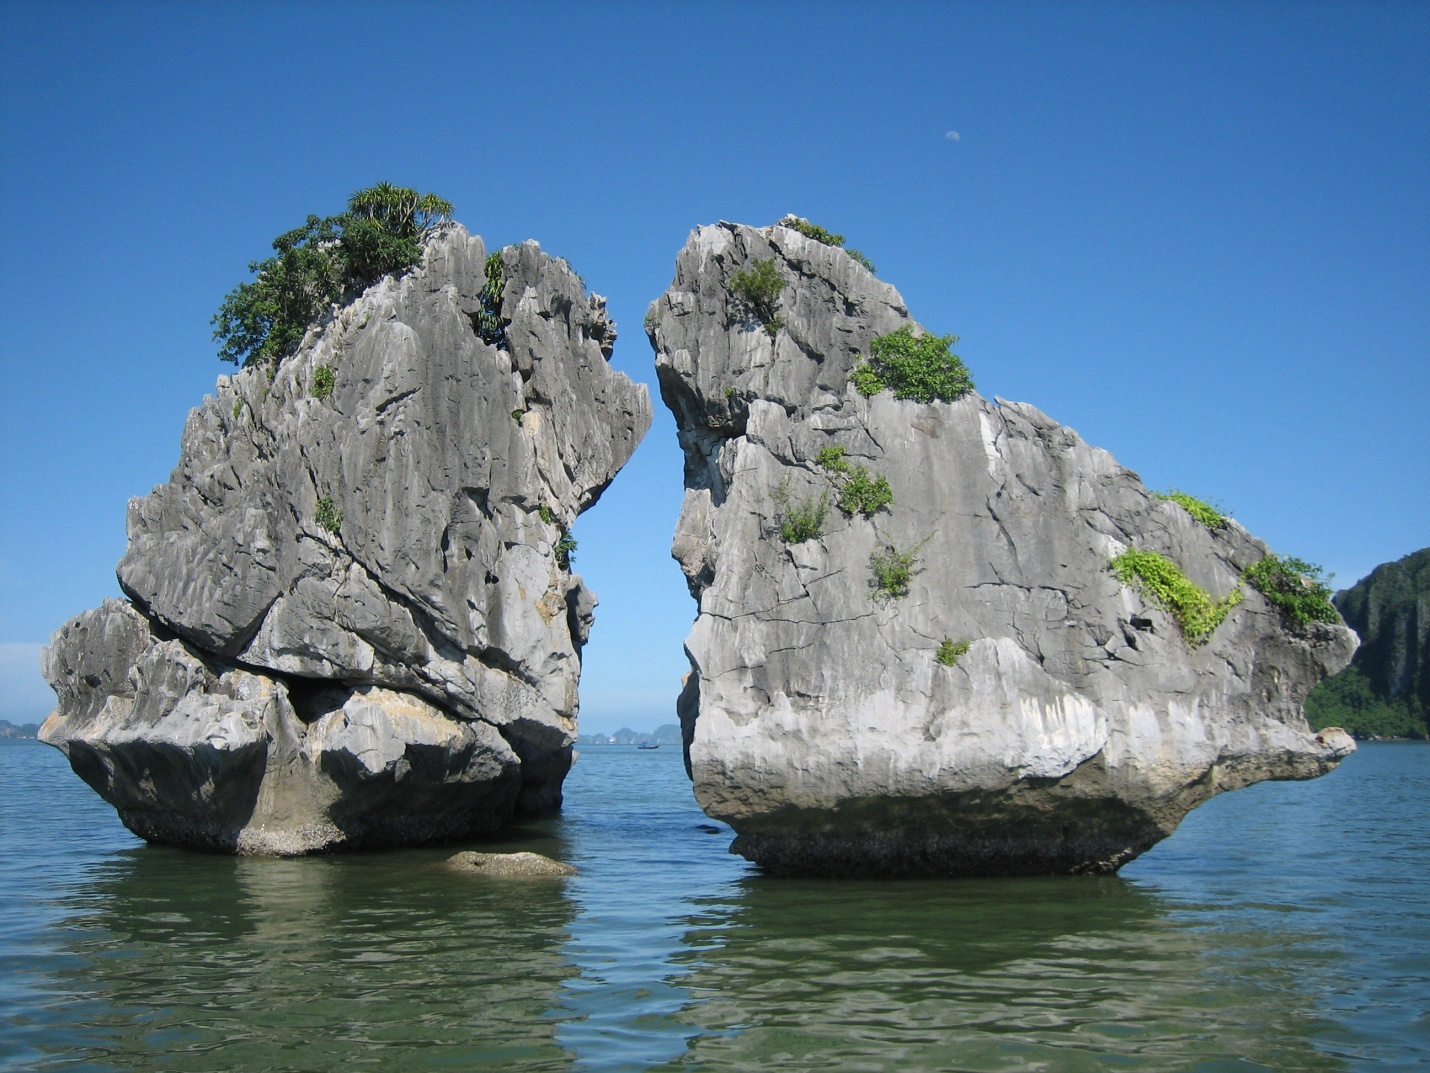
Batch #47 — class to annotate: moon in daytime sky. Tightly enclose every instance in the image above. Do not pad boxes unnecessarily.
[945,130,961,141]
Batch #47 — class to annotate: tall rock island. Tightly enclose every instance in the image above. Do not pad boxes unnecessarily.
[1308,546,1430,739]
[651,218,1355,877]
[42,224,651,853]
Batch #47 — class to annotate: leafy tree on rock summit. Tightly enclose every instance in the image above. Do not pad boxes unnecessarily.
[212,183,452,367]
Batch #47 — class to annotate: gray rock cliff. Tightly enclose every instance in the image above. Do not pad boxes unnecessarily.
[651,219,1355,877]
[42,225,651,853]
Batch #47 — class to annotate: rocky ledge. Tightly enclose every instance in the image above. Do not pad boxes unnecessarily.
[650,219,1355,877]
[42,225,651,854]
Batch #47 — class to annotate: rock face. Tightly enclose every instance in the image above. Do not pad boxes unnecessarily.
[651,219,1356,877]
[1308,546,1430,738]
[446,850,577,877]
[42,225,651,854]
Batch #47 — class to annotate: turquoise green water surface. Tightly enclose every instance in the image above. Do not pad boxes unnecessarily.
[2,739,1425,1071]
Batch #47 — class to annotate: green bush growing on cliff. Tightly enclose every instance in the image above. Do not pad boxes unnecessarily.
[729,258,786,336]
[310,365,336,401]
[556,531,578,570]
[1111,548,1242,644]
[212,183,452,367]
[816,445,850,474]
[851,325,973,404]
[836,466,894,518]
[474,250,509,347]
[772,478,828,544]
[315,496,343,535]
[937,638,971,666]
[816,445,893,517]
[1155,490,1226,529]
[870,537,930,599]
[779,215,877,273]
[1243,554,1338,627]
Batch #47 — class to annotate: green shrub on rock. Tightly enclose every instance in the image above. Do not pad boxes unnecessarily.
[315,496,343,535]
[556,531,578,569]
[1111,548,1242,644]
[779,215,876,272]
[936,638,971,666]
[1155,490,1226,529]
[816,445,850,474]
[473,251,510,347]
[836,466,893,518]
[212,183,452,368]
[772,479,828,544]
[870,538,929,599]
[729,259,786,336]
[310,365,336,400]
[851,325,973,404]
[1243,554,1338,627]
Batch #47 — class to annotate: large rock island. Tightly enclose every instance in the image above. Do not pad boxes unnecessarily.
[650,218,1355,877]
[42,224,651,853]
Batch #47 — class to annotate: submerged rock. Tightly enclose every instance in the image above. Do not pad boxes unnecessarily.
[42,225,650,854]
[650,219,1356,877]
[446,850,577,877]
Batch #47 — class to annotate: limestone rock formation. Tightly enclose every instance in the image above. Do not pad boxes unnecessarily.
[650,219,1356,877]
[42,225,651,853]
[1308,546,1430,737]
[446,850,577,877]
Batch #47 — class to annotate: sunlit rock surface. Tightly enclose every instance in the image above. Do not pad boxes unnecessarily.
[42,225,651,853]
[651,219,1355,877]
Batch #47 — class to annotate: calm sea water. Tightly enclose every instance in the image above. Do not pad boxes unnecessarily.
[1,738,1425,1072]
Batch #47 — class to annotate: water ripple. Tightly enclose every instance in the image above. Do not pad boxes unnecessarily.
[1,740,1426,1071]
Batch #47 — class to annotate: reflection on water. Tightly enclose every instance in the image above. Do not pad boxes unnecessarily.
[659,876,1343,1072]
[35,846,579,1071]
[3,741,1427,1071]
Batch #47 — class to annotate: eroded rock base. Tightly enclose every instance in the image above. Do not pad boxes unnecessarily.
[42,599,543,855]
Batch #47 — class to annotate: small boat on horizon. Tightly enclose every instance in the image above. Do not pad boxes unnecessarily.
[637,742,660,750]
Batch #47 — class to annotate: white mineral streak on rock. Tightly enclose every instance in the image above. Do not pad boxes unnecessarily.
[41,226,651,854]
[652,220,1356,876]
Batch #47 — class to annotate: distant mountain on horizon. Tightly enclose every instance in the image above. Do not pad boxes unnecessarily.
[580,724,682,746]
[0,720,41,740]
[1307,546,1429,739]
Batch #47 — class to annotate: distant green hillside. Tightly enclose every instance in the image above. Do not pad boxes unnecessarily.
[1306,547,1429,739]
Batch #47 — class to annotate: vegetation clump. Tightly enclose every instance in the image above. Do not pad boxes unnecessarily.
[870,537,929,599]
[836,466,893,518]
[1306,665,1426,740]
[936,638,972,666]
[778,215,876,272]
[474,250,509,347]
[772,478,828,544]
[816,445,893,517]
[1111,548,1242,644]
[729,258,786,337]
[556,531,578,570]
[213,183,452,367]
[1155,490,1226,529]
[315,496,343,535]
[1243,554,1339,628]
[310,365,336,401]
[851,325,973,403]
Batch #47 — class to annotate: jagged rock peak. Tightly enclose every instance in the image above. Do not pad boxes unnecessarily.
[651,218,1355,878]
[42,224,652,854]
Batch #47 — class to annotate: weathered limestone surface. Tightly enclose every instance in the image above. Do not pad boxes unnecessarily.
[651,220,1356,877]
[42,225,651,853]
[446,850,578,877]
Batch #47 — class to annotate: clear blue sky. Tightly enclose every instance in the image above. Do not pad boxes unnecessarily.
[2,1,1426,730]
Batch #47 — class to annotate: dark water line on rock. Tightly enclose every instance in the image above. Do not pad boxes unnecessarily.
[2,741,1426,1071]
